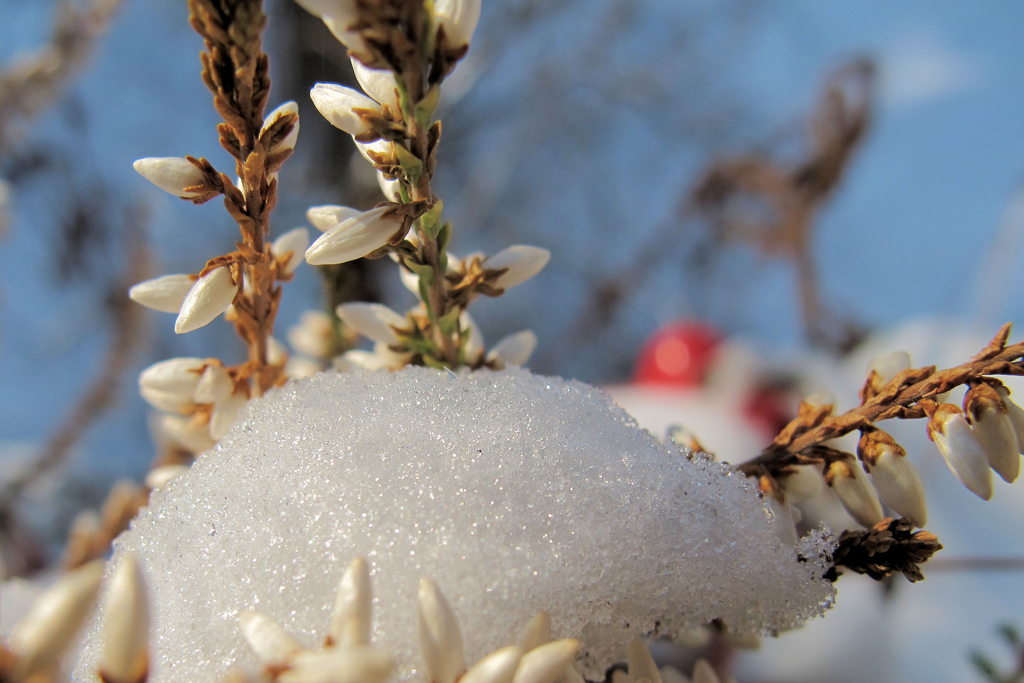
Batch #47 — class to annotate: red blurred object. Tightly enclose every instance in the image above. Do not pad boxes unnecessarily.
[742,380,797,439]
[633,320,722,386]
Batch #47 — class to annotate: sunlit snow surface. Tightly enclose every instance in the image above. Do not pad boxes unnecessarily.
[73,368,834,682]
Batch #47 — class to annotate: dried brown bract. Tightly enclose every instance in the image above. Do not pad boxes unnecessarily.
[61,481,150,571]
[826,518,942,583]
[743,322,1024,580]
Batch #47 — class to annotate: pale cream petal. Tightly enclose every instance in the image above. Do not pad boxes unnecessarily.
[417,578,466,683]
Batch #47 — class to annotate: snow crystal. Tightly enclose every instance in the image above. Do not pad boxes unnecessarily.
[72,368,834,682]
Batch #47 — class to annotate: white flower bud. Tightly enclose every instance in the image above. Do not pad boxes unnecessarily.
[145,464,189,490]
[802,391,835,409]
[285,356,323,379]
[99,554,150,683]
[305,206,402,265]
[239,611,302,667]
[268,335,288,366]
[486,330,537,368]
[281,646,394,683]
[209,391,249,441]
[995,384,1024,452]
[351,57,399,110]
[322,12,366,53]
[128,273,194,313]
[691,660,721,683]
[9,561,104,680]
[864,444,927,528]
[825,459,884,528]
[928,404,993,500]
[331,557,372,648]
[484,246,550,289]
[311,83,381,137]
[627,640,662,683]
[262,101,300,154]
[460,311,484,361]
[418,579,466,683]
[434,0,482,47]
[867,351,912,385]
[292,0,355,20]
[777,464,823,504]
[272,227,311,275]
[139,357,207,413]
[159,414,216,454]
[175,266,237,334]
[399,266,421,296]
[377,172,401,202]
[511,640,580,683]
[289,311,335,359]
[132,157,207,198]
[193,363,232,405]
[460,646,523,683]
[965,385,1021,483]
[308,204,363,232]
[373,342,413,370]
[336,302,407,346]
[516,611,551,652]
[355,138,395,165]
[333,349,389,372]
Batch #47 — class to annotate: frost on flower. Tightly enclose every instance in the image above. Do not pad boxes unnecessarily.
[73,368,835,683]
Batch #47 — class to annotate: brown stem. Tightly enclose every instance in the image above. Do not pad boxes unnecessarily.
[791,209,826,347]
[189,0,286,395]
[740,324,1024,476]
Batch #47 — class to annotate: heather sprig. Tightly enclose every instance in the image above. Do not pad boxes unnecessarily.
[129,0,305,456]
[294,0,548,370]
[739,322,1024,581]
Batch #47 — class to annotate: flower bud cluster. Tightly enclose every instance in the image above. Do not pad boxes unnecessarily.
[758,341,1024,549]
[233,555,586,683]
[139,357,262,455]
[0,554,150,683]
[129,1,305,421]
[926,381,1024,500]
[293,0,545,370]
[288,299,538,373]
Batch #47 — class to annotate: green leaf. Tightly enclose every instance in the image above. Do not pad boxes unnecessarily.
[406,261,434,282]
[400,334,437,357]
[422,0,436,60]
[419,200,444,240]
[437,308,461,337]
[422,354,448,370]
[395,145,423,186]
[415,85,441,130]
[396,79,413,122]
[437,222,452,271]
[418,278,434,320]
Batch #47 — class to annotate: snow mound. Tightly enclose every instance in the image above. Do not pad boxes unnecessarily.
[73,368,834,682]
